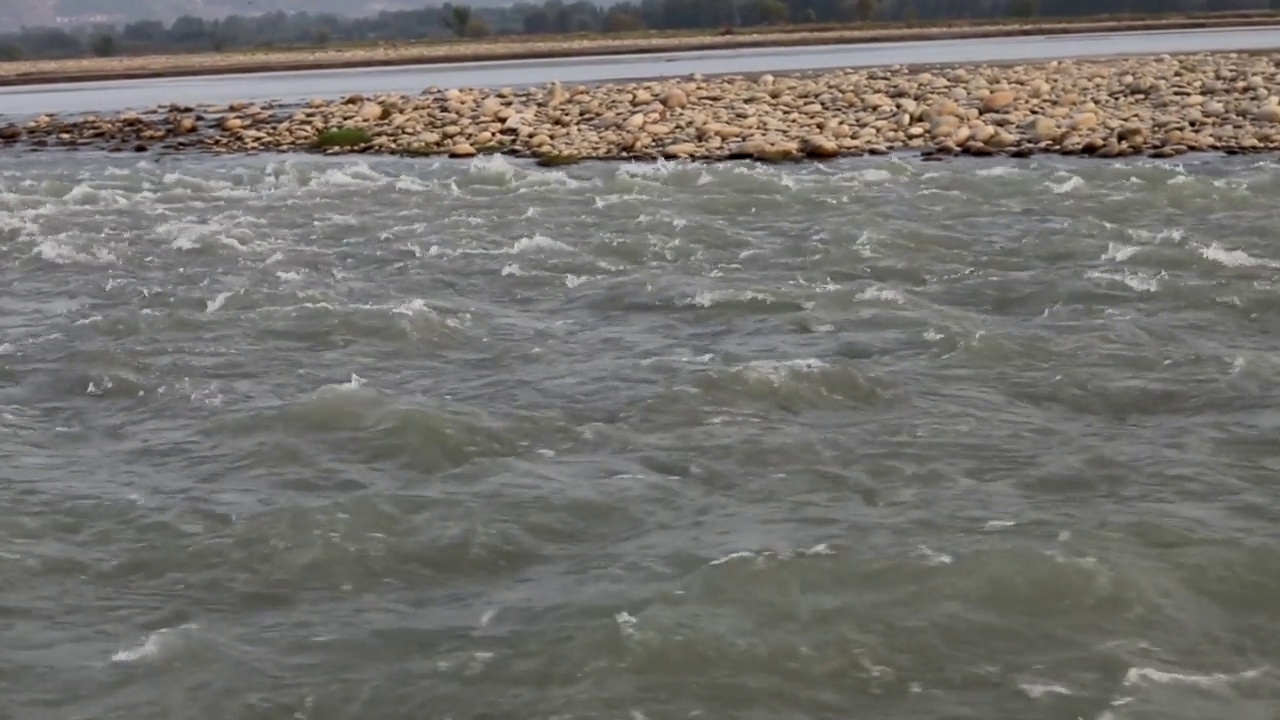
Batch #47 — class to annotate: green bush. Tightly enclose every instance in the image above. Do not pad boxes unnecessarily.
[314,127,373,148]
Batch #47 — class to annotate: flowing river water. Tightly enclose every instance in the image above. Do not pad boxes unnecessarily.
[1,151,1278,720]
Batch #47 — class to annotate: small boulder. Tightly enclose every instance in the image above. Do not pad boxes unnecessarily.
[980,90,1016,114]
[802,136,841,158]
[985,131,1018,150]
[448,143,477,158]
[1067,112,1098,131]
[1021,116,1059,143]
[1254,105,1280,123]
[661,87,688,109]
[1115,124,1147,145]
[662,142,699,158]
[479,97,504,118]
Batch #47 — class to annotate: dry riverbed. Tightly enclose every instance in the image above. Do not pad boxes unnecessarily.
[4,52,1280,163]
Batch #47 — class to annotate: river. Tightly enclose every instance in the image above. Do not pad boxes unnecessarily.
[3,25,1280,116]
[1,151,1278,719]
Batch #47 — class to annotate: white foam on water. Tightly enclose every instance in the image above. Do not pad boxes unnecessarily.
[510,234,573,254]
[707,541,838,567]
[356,298,471,329]
[983,520,1017,531]
[465,153,516,179]
[111,623,198,664]
[686,289,778,308]
[708,550,758,566]
[974,165,1022,178]
[206,290,239,313]
[393,175,432,192]
[311,162,388,189]
[1102,242,1142,262]
[638,353,715,367]
[850,168,894,183]
[63,183,135,207]
[802,542,836,556]
[31,238,118,265]
[1049,175,1086,194]
[914,545,953,566]
[1085,270,1160,293]
[1019,681,1073,699]
[1123,665,1266,689]
[736,358,829,385]
[389,299,436,317]
[1197,243,1280,269]
[614,611,639,638]
[855,286,907,304]
[426,233,572,258]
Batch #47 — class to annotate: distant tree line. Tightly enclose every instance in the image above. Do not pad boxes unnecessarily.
[0,0,1277,62]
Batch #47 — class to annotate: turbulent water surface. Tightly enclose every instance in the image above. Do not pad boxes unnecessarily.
[2,151,1279,720]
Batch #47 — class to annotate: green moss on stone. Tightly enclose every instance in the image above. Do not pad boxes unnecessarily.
[314,127,372,148]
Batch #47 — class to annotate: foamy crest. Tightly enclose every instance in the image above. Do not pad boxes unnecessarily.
[111,623,199,664]
[1019,681,1074,699]
[913,545,953,566]
[855,286,907,304]
[206,290,239,313]
[427,233,572,258]
[1049,175,1087,194]
[1085,270,1160,293]
[31,238,117,265]
[735,358,829,385]
[707,542,838,567]
[510,234,573,254]
[687,289,779,308]
[1102,243,1142,262]
[1197,243,1280,269]
[1122,665,1267,689]
[974,165,1023,178]
[614,611,639,638]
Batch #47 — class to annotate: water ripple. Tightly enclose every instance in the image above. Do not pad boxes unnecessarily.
[1,151,1279,719]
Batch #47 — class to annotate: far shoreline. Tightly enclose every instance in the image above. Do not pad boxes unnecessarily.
[2,13,1280,89]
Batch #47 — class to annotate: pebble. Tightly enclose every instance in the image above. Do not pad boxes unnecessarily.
[6,52,1280,162]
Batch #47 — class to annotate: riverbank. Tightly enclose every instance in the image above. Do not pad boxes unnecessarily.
[3,52,1279,163]
[2,13,1280,88]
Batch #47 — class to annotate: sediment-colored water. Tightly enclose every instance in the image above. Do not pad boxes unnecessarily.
[2,152,1277,719]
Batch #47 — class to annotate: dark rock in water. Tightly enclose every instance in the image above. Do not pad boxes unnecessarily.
[133,143,149,153]
[535,154,582,168]
[0,124,21,141]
